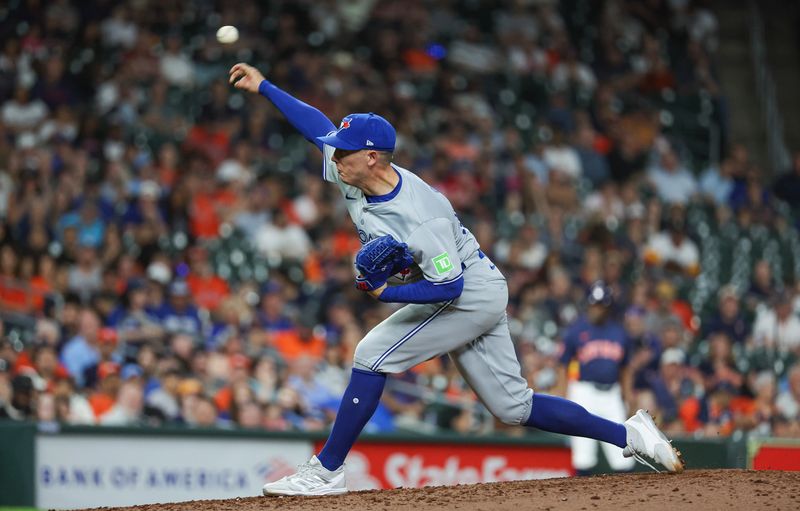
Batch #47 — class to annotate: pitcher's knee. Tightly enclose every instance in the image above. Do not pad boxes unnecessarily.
[353,358,372,372]
[494,408,524,426]
[353,339,376,371]
[490,391,533,426]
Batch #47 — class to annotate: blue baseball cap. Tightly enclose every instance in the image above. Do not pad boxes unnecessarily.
[121,364,144,381]
[169,280,190,296]
[316,113,396,152]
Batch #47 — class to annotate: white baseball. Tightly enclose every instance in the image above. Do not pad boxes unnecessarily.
[216,25,239,44]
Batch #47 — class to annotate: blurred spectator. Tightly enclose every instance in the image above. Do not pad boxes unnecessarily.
[494,223,548,272]
[155,280,204,339]
[207,296,252,351]
[700,381,737,436]
[551,49,597,99]
[0,374,36,420]
[274,386,324,432]
[254,209,312,263]
[272,320,326,363]
[643,213,700,277]
[700,157,735,206]
[146,368,182,421]
[251,355,280,404]
[574,122,610,187]
[100,378,145,425]
[699,332,744,391]
[113,279,165,360]
[69,246,103,298]
[169,333,198,374]
[236,401,264,429]
[584,181,624,227]
[745,259,775,311]
[647,145,698,205]
[51,375,95,424]
[286,355,337,418]
[36,392,57,423]
[645,283,688,335]
[702,285,748,344]
[159,34,195,88]
[317,340,349,392]
[82,327,122,389]
[2,86,49,134]
[257,284,294,332]
[624,306,661,389]
[32,343,67,389]
[776,364,800,423]
[542,267,579,328]
[772,152,800,206]
[234,186,271,240]
[101,6,138,49]
[187,394,221,428]
[543,128,583,182]
[186,247,230,311]
[752,291,800,354]
[58,201,105,249]
[648,348,700,428]
[214,353,252,417]
[742,371,778,435]
[61,308,103,388]
[88,361,121,419]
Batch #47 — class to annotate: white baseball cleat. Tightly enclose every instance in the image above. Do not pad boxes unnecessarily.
[623,409,685,473]
[262,455,347,496]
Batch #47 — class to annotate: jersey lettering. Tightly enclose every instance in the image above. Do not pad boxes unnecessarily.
[357,229,371,243]
[576,340,625,364]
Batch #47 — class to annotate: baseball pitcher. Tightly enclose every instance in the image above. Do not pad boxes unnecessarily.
[229,62,684,496]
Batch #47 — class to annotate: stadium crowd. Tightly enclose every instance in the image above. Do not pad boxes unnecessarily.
[1,0,799,440]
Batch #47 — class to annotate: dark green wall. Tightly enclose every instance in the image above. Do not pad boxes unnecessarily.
[0,422,36,507]
[590,436,747,474]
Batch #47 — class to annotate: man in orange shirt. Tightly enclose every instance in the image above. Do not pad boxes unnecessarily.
[186,247,230,311]
[89,361,121,420]
[214,353,252,415]
[272,321,326,362]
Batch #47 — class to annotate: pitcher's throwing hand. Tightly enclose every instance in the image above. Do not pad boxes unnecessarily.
[229,63,264,93]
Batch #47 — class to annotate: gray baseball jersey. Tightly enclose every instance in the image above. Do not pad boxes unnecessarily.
[322,143,534,426]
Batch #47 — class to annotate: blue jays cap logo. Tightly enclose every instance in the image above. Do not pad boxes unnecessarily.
[317,113,396,151]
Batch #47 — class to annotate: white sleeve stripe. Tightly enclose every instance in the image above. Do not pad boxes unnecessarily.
[432,272,463,285]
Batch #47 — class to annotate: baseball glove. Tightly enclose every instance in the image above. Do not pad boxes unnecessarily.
[354,235,414,291]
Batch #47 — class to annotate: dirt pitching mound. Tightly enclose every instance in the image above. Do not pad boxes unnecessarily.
[76,469,799,511]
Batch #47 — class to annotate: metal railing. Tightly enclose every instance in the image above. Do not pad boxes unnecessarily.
[750,0,791,175]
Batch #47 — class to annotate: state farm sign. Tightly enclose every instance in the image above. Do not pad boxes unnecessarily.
[314,440,572,490]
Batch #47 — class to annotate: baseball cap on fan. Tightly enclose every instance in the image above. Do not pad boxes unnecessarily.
[316,113,396,152]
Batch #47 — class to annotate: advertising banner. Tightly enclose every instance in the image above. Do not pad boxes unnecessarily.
[35,434,312,509]
[314,440,573,490]
[749,438,800,471]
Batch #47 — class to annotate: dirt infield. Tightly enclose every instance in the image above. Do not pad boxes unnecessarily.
[76,469,799,511]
